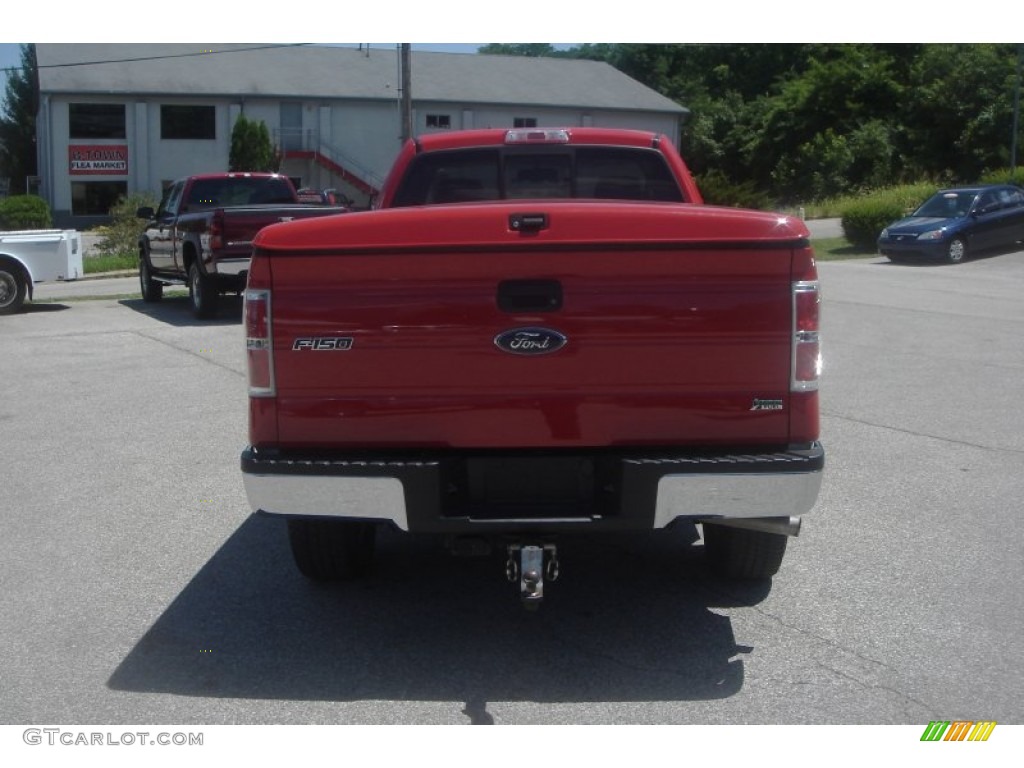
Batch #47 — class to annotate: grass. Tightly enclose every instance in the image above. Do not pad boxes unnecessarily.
[58,290,188,303]
[782,182,938,221]
[812,237,878,261]
[84,252,137,274]
[783,198,850,220]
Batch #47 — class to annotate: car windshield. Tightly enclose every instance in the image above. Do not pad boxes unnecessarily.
[914,191,976,219]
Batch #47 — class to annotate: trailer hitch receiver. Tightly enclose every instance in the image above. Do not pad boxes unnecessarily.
[506,543,560,609]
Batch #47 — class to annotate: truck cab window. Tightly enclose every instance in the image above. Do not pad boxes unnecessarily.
[576,148,683,202]
[392,149,501,207]
[158,182,184,218]
[505,154,572,199]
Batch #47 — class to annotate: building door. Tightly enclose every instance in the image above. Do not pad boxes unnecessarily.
[280,103,303,152]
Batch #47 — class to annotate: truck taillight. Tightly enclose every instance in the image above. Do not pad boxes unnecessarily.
[245,288,275,397]
[210,209,224,251]
[792,280,821,392]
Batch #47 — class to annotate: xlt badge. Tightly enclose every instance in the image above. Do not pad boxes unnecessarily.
[494,327,567,356]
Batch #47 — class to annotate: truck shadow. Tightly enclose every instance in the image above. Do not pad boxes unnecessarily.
[118,295,243,327]
[108,516,771,713]
[22,302,71,313]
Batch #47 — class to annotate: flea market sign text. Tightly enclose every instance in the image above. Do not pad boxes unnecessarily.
[69,145,128,175]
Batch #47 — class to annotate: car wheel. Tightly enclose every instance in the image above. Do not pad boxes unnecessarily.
[0,260,28,315]
[702,523,788,580]
[139,253,163,302]
[287,519,377,581]
[188,261,219,318]
[945,236,966,264]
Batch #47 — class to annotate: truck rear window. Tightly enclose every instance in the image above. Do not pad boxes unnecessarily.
[186,177,296,209]
[391,147,685,207]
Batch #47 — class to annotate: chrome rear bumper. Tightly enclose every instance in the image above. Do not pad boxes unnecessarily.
[242,444,824,535]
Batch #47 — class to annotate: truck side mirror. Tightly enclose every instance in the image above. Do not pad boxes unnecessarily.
[136,206,155,219]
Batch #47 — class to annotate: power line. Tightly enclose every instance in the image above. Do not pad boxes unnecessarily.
[2,43,313,77]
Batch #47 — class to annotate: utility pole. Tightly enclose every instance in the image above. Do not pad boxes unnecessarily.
[400,44,412,144]
[1011,43,1022,179]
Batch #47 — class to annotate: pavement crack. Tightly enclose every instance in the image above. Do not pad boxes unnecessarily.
[699,575,939,716]
[821,410,1024,456]
[135,331,244,379]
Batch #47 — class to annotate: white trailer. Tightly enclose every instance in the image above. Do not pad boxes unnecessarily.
[0,230,83,314]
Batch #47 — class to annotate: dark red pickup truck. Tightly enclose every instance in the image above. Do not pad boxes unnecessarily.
[241,128,824,606]
[136,173,345,318]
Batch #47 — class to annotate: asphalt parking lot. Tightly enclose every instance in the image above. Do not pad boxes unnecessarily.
[2,249,1023,729]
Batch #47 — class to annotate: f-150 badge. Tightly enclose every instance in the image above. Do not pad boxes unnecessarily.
[494,328,567,356]
[750,398,784,411]
[292,337,354,351]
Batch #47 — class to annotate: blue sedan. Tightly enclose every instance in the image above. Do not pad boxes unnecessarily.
[877,184,1024,264]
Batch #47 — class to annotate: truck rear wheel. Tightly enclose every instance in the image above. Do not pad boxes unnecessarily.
[287,519,376,581]
[702,523,788,580]
[0,260,28,315]
[188,262,219,319]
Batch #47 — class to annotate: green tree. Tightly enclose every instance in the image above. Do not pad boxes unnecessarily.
[901,44,1020,182]
[478,44,559,57]
[478,43,1023,202]
[744,45,907,200]
[229,114,277,172]
[0,44,38,195]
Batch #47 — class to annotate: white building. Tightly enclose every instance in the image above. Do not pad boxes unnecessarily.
[35,44,688,228]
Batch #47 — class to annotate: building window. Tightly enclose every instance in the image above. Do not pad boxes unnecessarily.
[71,181,127,216]
[69,104,126,139]
[161,105,216,139]
[426,114,451,129]
[513,117,538,128]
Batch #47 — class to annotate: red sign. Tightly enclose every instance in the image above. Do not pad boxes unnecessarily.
[69,145,128,175]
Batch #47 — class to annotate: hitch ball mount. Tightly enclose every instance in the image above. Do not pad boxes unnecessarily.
[506,543,560,608]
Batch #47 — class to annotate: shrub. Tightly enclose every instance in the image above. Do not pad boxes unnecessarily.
[696,169,773,210]
[979,167,1024,186]
[0,195,52,230]
[839,183,937,249]
[841,198,906,249]
[95,192,159,257]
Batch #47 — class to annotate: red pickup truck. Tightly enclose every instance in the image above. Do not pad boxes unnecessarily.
[241,128,823,606]
[136,173,345,318]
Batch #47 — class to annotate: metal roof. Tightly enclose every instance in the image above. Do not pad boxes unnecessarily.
[35,43,687,115]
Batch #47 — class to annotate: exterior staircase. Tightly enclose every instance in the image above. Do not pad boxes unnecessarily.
[275,129,384,208]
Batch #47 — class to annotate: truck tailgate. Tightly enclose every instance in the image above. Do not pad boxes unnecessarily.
[218,206,347,257]
[253,202,809,449]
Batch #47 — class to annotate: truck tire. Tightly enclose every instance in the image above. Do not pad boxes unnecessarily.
[287,519,377,581]
[188,261,219,319]
[702,523,788,580]
[0,260,28,315]
[139,253,163,302]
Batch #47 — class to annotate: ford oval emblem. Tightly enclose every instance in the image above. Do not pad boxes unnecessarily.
[494,327,567,356]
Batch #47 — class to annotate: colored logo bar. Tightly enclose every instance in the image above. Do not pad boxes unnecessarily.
[921,721,997,742]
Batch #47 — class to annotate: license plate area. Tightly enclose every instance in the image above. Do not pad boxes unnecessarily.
[441,455,611,520]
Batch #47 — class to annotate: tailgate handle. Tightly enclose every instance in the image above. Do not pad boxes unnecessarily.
[509,213,549,233]
[498,279,563,313]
